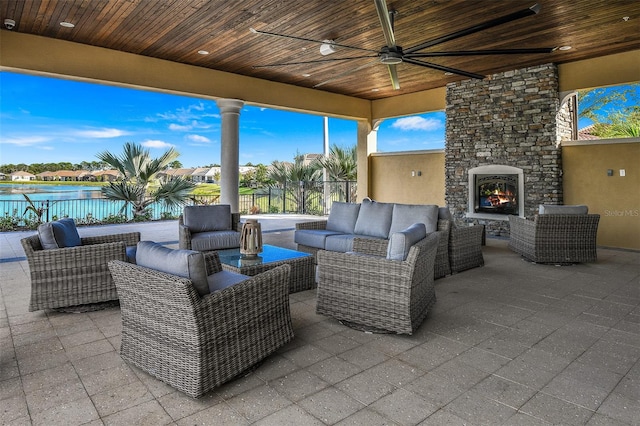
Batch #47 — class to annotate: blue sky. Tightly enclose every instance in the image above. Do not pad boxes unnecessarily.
[0,72,445,167]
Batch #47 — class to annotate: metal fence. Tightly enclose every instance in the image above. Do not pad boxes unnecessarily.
[0,181,356,228]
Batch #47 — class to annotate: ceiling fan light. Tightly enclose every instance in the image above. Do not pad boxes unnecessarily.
[320,40,337,56]
[59,21,75,28]
[558,45,572,50]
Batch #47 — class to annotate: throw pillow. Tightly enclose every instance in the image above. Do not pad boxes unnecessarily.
[386,223,427,261]
[135,241,209,296]
[354,201,394,238]
[183,205,232,233]
[326,202,361,234]
[38,218,82,249]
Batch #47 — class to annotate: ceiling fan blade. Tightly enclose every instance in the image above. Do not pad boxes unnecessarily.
[387,64,400,90]
[405,47,556,58]
[314,59,380,88]
[253,55,378,69]
[405,4,542,54]
[374,0,396,48]
[403,57,485,80]
[250,28,377,53]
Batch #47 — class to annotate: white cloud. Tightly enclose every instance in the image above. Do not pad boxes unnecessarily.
[169,123,191,131]
[2,135,50,146]
[391,116,443,131]
[141,139,173,149]
[74,128,130,138]
[187,134,211,143]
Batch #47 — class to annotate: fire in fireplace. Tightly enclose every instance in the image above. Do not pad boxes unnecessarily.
[474,174,518,215]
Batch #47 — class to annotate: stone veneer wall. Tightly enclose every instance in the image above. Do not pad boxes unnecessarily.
[445,63,570,236]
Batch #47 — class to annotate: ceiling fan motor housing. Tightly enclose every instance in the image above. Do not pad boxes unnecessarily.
[379,45,404,64]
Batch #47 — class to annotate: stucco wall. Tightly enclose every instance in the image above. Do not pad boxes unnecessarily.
[369,151,445,205]
[562,140,640,250]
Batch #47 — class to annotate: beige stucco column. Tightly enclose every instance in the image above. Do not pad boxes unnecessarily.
[216,98,245,213]
[356,119,382,201]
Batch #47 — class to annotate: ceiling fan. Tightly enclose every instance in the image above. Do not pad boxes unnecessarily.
[250,1,556,90]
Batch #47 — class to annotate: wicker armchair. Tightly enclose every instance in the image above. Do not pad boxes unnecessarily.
[449,225,485,273]
[178,205,241,251]
[21,232,141,311]
[508,214,600,263]
[108,254,294,398]
[316,232,440,335]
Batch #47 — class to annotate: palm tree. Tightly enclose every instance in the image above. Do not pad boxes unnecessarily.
[268,153,322,213]
[318,144,357,201]
[97,142,195,220]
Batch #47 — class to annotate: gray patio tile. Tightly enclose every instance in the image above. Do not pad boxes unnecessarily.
[271,369,329,402]
[64,338,115,362]
[336,369,396,405]
[559,360,624,392]
[542,375,612,410]
[444,389,517,425]
[367,358,425,388]
[586,413,632,426]
[370,388,439,426]
[17,347,69,376]
[419,408,477,425]
[59,328,107,349]
[494,347,572,390]
[295,322,338,343]
[102,399,173,426]
[313,333,361,355]
[455,346,511,373]
[82,364,140,396]
[596,391,640,425]
[363,333,421,356]
[337,408,400,425]
[215,373,265,400]
[226,384,292,422]
[11,328,59,348]
[403,373,465,406]
[25,377,88,414]
[90,380,154,417]
[157,389,222,421]
[254,404,324,425]
[175,401,248,426]
[429,359,489,391]
[299,387,365,424]
[72,351,127,377]
[9,318,52,336]
[0,377,23,401]
[30,396,100,426]
[306,356,363,385]
[578,340,640,375]
[397,336,468,371]
[533,328,600,358]
[282,343,333,368]
[337,344,390,370]
[612,375,639,400]
[0,394,29,424]
[254,353,299,382]
[520,392,594,426]
[471,375,537,409]
[502,412,553,426]
[13,336,63,359]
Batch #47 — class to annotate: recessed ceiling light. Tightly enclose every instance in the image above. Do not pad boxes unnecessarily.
[197,50,209,55]
[622,16,630,22]
[444,72,454,76]
[302,73,311,77]
[371,88,380,92]
[558,45,572,51]
[59,21,75,28]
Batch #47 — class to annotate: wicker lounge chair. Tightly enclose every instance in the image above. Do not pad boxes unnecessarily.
[508,213,600,263]
[316,232,440,335]
[108,252,294,398]
[21,231,140,311]
[178,204,241,251]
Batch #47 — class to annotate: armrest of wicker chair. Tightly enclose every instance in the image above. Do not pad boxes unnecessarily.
[108,260,293,398]
[449,225,485,273]
[178,215,192,249]
[295,220,328,231]
[81,231,141,246]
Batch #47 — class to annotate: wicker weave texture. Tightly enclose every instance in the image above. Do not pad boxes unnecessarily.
[21,232,140,311]
[220,255,315,293]
[316,232,439,335]
[178,212,241,250]
[508,214,600,263]
[449,225,485,273]
[108,259,293,398]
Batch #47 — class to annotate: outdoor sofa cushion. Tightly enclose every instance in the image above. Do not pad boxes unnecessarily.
[294,229,343,249]
[353,200,394,238]
[183,204,232,232]
[387,223,427,261]
[389,204,439,234]
[136,241,209,296]
[37,218,82,249]
[538,204,589,215]
[326,202,360,234]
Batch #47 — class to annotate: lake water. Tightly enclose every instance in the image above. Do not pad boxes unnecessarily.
[0,183,103,201]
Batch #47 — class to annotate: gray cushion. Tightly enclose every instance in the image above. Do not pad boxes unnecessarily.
[387,223,427,261]
[326,202,361,234]
[37,218,81,249]
[325,234,357,253]
[354,201,394,238]
[539,205,588,215]
[294,229,342,249]
[135,241,209,296]
[207,270,249,293]
[190,230,240,251]
[389,204,439,234]
[183,205,232,233]
[125,246,137,264]
[438,206,454,221]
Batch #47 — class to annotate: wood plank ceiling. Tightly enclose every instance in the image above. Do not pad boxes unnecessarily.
[1,0,639,100]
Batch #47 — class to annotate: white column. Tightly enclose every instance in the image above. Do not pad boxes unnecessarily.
[216,99,244,213]
[356,119,381,201]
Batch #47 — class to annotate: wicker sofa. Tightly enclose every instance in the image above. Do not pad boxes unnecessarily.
[509,204,600,264]
[295,200,484,278]
[21,230,140,311]
[108,246,294,398]
[316,230,440,334]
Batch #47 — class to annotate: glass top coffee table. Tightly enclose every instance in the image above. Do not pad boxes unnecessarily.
[216,244,315,293]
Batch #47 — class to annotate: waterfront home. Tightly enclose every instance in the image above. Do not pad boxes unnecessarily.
[10,171,36,181]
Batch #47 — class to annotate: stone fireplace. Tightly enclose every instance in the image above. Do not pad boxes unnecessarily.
[445,63,573,236]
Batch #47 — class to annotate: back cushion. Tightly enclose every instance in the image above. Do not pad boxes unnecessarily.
[389,204,439,234]
[183,205,232,232]
[354,201,394,238]
[539,205,588,215]
[135,241,209,296]
[386,223,427,261]
[38,218,82,249]
[326,202,360,234]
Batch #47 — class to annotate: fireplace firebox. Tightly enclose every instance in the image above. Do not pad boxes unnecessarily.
[467,165,525,220]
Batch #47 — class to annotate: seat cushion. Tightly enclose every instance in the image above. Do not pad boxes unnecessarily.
[326,202,360,234]
[135,241,209,296]
[183,205,232,232]
[387,223,427,261]
[354,201,394,238]
[37,218,82,249]
[190,230,241,251]
[207,270,249,293]
[325,234,357,253]
[539,204,589,215]
[294,229,343,249]
[389,204,439,234]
